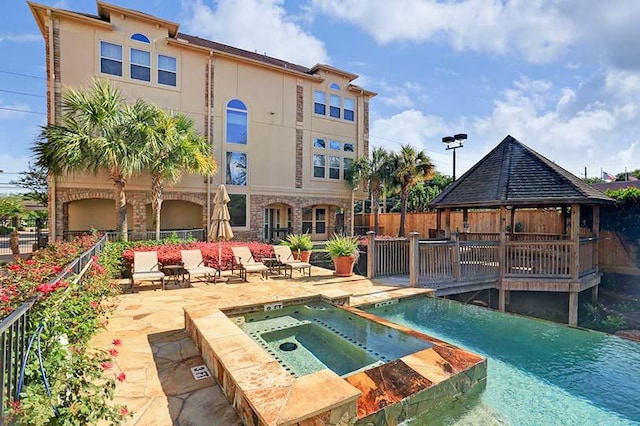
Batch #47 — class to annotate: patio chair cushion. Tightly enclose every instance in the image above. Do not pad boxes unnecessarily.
[131,251,165,290]
[180,249,218,282]
[273,245,312,277]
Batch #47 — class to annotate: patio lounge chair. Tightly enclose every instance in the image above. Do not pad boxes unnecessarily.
[131,251,165,291]
[230,246,269,282]
[273,245,312,277]
[180,249,218,283]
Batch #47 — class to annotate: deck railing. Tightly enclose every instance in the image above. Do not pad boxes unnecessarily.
[417,240,455,283]
[504,240,573,277]
[367,232,598,287]
[579,237,598,276]
[373,238,410,276]
[0,234,108,425]
[459,240,500,279]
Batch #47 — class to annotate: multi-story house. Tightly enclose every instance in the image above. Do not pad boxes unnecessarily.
[29,1,375,241]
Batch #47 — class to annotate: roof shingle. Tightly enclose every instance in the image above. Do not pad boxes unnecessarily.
[430,135,614,208]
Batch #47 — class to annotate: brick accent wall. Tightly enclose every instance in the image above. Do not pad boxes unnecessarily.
[52,20,62,124]
[296,85,303,123]
[295,129,303,188]
[363,99,370,156]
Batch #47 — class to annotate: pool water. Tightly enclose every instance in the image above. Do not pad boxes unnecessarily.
[368,297,640,425]
[237,302,432,378]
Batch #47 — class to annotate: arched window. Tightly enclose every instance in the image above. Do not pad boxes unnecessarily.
[329,83,340,90]
[226,99,247,144]
[131,33,151,43]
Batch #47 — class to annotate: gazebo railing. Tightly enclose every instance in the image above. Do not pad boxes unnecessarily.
[504,240,573,277]
[579,237,598,276]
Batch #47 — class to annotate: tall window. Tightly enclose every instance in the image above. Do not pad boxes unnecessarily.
[226,99,248,144]
[329,156,340,179]
[314,91,326,115]
[226,152,247,186]
[228,194,247,227]
[344,98,355,121]
[130,48,150,82]
[158,54,177,86]
[100,41,122,76]
[313,154,326,178]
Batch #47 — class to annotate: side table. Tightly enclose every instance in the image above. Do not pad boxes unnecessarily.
[162,264,187,287]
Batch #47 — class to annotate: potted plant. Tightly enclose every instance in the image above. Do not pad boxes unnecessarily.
[324,234,359,277]
[283,233,313,263]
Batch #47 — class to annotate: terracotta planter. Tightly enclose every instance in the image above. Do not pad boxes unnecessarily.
[332,255,355,277]
[292,250,312,263]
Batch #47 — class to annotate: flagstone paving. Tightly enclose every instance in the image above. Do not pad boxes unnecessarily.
[92,267,430,426]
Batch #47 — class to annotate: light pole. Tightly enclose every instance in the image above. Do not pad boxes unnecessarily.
[442,133,467,181]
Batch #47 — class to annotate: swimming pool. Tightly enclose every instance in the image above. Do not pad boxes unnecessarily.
[237,302,433,377]
[368,297,640,425]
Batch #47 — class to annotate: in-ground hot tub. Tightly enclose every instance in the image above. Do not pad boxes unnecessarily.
[236,302,432,378]
[185,295,486,425]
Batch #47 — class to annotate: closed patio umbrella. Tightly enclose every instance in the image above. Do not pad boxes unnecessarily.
[209,184,234,280]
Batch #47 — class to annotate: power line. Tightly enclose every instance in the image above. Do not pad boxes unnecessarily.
[0,106,46,115]
[0,70,46,80]
[0,88,46,98]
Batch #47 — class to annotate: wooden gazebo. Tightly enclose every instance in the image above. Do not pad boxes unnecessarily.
[429,135,614,325]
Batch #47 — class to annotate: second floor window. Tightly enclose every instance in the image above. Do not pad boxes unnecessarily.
[344,98,355,121]
[100,41,122,77]
[330,94,341,118]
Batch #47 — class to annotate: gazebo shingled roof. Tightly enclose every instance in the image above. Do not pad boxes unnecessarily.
[430,135,614,209]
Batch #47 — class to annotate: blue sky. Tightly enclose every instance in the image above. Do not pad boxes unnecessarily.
[2,0,640,192]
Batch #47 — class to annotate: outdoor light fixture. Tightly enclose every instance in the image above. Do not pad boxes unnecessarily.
[442,133,467,181]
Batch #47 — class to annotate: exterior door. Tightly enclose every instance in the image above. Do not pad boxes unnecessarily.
[302,207,327,240]
[264,208,280,241]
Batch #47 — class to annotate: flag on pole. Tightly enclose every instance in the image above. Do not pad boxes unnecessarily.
[602,171,616,182]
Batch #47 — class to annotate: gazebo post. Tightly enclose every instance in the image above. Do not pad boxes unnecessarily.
[444,208,451,238]
[436,209,442,238]
[592,205,600,303]
[568,203,581,326]
[510,207,516,237]
[498,206,507,312]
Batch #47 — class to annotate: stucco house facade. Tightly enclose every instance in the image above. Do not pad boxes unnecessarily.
[29,1,375,241]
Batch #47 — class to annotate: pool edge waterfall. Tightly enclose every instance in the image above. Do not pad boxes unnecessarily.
[184,296,486,426]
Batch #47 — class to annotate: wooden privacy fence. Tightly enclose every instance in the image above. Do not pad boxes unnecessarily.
[357,210,565,238]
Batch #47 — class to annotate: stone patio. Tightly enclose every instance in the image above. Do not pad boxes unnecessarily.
[91,267,432,425]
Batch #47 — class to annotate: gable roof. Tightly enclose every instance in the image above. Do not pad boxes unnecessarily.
[430,135,614,209]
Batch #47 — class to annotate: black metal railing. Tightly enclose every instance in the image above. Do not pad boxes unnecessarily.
[263,226,293,243]
[0,234,107,425]
[0,217,49,256]
[63,229,206,243]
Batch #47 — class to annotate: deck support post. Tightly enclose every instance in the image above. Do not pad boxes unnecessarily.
[367,231,375,279]
[592,285,599,303]
[568,291,579,326]
[498,289,507,312]
[409,232,419,287]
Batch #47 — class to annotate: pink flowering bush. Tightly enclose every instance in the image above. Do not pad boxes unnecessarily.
[121,240,275,273]
[2,234,131,425]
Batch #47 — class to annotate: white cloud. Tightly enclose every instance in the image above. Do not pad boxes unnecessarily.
[312,0,576,63]
[181,0,328,67]
[368,73,640,178]
[0,33,41,43]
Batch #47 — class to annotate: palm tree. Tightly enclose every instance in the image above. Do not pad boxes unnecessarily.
[346,147,392,234]
[389,144,434,237]
[146,107,217,240]
[33,79,154,241]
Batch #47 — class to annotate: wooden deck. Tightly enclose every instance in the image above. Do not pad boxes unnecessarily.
[367,232,601,326]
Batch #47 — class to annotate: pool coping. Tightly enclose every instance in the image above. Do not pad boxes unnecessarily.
[185,290,487,425]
